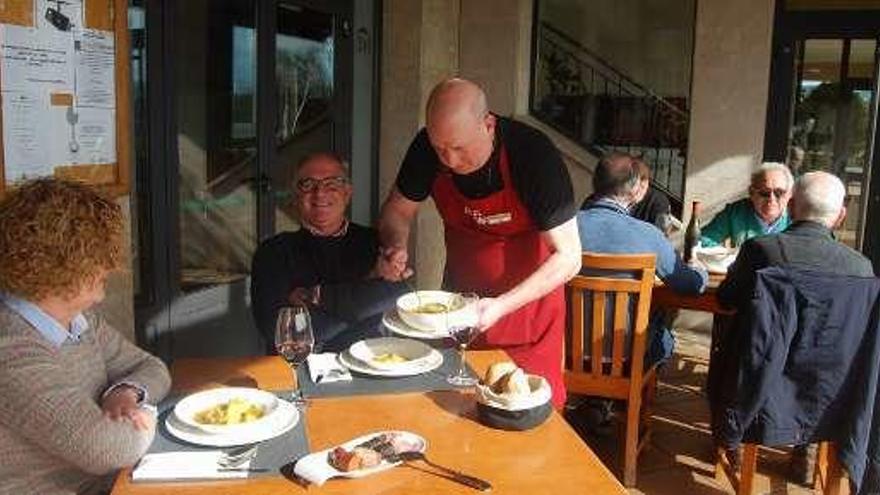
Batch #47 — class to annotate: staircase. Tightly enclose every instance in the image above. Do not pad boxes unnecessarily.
[530,21,688,215]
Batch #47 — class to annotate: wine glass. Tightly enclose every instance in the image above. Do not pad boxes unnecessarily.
[275,305,314,406]
[447,292,480,386]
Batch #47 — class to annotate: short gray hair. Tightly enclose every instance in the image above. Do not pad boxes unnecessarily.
[792,171,846,226]
[751,162,794,191]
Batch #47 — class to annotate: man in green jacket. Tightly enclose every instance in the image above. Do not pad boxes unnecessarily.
[701,162,794,247]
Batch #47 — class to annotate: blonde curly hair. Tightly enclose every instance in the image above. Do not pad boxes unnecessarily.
[0,179,123,301]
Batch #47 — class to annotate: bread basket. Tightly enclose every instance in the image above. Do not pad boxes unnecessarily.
[475,374,552,431]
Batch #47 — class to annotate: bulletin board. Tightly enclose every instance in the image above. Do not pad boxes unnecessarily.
[0,0,131,196]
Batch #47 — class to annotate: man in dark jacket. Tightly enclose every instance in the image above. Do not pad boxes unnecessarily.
[716,171,875,484]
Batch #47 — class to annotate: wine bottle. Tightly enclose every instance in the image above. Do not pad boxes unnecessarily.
[683,200,701,263]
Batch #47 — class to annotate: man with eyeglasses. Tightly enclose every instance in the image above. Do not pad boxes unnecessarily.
[378,78,582,408]
[701,162,794,247]
[250,152,407,353]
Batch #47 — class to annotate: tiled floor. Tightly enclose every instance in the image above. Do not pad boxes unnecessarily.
[564,321,822,495]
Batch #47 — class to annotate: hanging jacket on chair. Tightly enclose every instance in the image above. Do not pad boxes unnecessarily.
[714,266,880,494]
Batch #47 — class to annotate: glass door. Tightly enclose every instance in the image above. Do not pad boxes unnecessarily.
[135,0,357,358]
[273,2,349,233]
[788,38,877,248]
[764,10,880,269]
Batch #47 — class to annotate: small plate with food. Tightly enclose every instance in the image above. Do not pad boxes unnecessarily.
[293,431,426,485]
[166,391,299,446]
[338,346,443,377]
[173,387,281,435]
[347,337,434,371]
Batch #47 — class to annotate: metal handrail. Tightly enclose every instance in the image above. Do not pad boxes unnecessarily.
[539,22,687,121]
[530,20,689,209]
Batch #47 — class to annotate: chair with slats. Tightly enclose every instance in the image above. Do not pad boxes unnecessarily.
[565,252,657,487]
[715,441,845,495]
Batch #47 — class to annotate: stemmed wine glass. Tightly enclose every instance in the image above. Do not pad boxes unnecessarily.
[447,292,481,386]
[275,305,314,407]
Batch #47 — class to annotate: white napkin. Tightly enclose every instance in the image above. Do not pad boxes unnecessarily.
[307,353,352,384]
[132,451,252,481]
[293,450,339,486]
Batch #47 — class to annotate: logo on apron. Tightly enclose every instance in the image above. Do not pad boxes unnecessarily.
[464,206,513,226]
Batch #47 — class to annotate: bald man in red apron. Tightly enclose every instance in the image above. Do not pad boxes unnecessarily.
[379,79,582,407]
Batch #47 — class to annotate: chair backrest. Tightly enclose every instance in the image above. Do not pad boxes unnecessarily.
[565,252,656,400]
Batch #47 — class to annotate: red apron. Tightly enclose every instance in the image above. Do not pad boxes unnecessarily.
[432,146,566,407]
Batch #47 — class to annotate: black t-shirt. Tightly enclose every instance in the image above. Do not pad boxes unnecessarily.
[629,187,671,230]
[395,116,575,231]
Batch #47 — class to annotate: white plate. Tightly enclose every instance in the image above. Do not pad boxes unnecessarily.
[173,387,280,435]
[293,430,426,485]
[694,246,739,274]
[338,348,443,377]
[382,309,450,340]
[348,337,434,371]
[165,399,299,447]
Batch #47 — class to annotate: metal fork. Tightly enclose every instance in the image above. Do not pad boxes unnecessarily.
[393,451,492,491]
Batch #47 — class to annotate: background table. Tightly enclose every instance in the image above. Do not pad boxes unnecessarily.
[111,350,627,494]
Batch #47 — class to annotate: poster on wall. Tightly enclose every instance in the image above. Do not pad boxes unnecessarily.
[2,91,53,181]
[1,24,74,92]
[0,4,116,186]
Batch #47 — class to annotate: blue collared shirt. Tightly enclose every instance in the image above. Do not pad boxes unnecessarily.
[0,293,88,347]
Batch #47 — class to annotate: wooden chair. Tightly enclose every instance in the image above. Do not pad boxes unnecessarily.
[565,252,657,487]
[715,441,846,495]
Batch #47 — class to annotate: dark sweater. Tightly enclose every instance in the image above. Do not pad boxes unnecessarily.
[250,224,406,352]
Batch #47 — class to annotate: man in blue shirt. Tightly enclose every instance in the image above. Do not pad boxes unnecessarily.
[571,152,707,431]
[577,152,708,364]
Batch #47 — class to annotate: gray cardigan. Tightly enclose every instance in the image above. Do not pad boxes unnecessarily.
[0,305,170,495]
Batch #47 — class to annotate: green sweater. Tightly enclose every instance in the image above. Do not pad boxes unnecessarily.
[700,198,791,247]
[0,306,171,495]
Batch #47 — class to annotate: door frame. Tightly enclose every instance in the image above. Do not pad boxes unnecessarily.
[133,0,377,358]
[763,4,880,269]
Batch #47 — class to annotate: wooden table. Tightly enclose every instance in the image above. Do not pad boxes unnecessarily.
[111,351,627,495]
[651,273,733,316]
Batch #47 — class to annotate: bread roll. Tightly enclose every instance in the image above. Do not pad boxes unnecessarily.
[484,361,517,390]
[503,368,531,396]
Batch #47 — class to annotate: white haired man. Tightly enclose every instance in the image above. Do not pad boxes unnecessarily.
[701,162,795,247]
[717,171,874,484]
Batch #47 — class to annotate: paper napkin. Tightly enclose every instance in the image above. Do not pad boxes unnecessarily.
[307,353,352,384]
[132,451,252,481]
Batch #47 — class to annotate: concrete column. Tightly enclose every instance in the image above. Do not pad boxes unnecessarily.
[684,0,776,224]
[95,198,136,341]
[378,0,459,289]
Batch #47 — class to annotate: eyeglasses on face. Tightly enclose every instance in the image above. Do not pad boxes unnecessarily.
[754,187,788,200]
[296,176,348,193]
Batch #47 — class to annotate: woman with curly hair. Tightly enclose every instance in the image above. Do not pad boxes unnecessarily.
[0,179,170,495]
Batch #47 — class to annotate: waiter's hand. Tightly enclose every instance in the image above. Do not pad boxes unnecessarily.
[378,246,413,282]
[371,249,413,282]
[476,297,505,331]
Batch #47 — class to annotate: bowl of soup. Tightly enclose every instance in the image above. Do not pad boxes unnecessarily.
[395,290,470,333]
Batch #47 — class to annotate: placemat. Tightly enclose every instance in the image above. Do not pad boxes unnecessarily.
[134,392,309,482]
[297,346,478,398]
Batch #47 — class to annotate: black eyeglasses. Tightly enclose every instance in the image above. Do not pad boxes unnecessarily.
[754,188,788,200]
[296,176,348,193]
